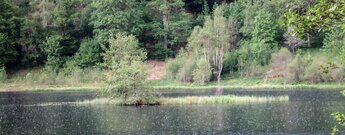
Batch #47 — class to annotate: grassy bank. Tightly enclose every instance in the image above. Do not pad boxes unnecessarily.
[2,74,345,92]
[150,78,345,90]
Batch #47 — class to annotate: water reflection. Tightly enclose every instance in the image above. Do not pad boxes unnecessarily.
[0,90,344,135]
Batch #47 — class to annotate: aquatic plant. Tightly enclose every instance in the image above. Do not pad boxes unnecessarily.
[159,95,289,105]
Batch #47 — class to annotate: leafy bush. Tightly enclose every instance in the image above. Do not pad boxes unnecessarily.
[165,58,181,79]
[223,51,239,74]
[269,48,293,77]
[165,49,197,83]
[285,51,311,83]
[332,91,345,135]
[305,58,344,83]
[322,29,345,57]
[165,49,187,79]
[284,51,344,83]
[0,33,17,66]
[303,58,325,83]
[43,34,77,72]
[193,58,212,85]
[75,38,103,68]
[176,56,197,83]
[147,43,174,60]
[36,68,58,85]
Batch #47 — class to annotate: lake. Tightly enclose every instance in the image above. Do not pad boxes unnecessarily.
[0,89,344,135]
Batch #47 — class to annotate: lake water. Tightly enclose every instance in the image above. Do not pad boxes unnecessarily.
[0,89,344,135]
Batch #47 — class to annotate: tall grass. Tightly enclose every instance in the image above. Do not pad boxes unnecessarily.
[160,95,289,105]
[2,67,104,90]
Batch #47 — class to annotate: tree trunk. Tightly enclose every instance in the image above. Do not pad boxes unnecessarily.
[162,13,169,49]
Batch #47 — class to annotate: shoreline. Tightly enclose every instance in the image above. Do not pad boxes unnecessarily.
[1,83,345,92]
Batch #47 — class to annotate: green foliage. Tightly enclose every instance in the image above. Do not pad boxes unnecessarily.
[17,19,44,67]
[53,0,85,32]
[75,38,102,68]
[193,58,212,85]
[285,50,311,83]
[176,56,197,83]
[0,33,17,65]
[332,90,345,135]
[269,48,293,77]
[90,0,145,43]
[29,0,55,28]
[24,66,104,85]
[323,29,345,55]
[147,43,174,60]
[165,49,188,79]
[332,112,345,135]
[36,68,58,85]
[253,10,278,44]
[237,8,279,76]
[168,12,193,47]
[282,50,344,83]
[0,0,18,66]
[223,51,239,74]
[102,33,157,104]
[304,57,331,83]
[251,10,279,65]
[43,34,77,72]
[281,0,345,37]
[146,0,193,59]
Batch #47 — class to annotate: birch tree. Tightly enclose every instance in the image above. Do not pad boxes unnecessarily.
[187,7,232,85]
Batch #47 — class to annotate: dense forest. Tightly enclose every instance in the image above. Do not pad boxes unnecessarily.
[0,0,344,85]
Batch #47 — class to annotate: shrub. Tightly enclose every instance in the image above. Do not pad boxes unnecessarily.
[176,56,197,83]
[269,48,293,77]
[165,49,197,83]
[165,59,180,79]
[61,58,79,75]
[285,50,311,83]
[223,51,239,74]
[147,43,174,60]
[75,38,103,68]
[165,50,187,79]
[303,57,344,83]
[193,58,212,85]
[43,34,77,72]
[67,68,84,84]
[37,68,58,85]
[329,64,344,82]
[303,58,325,83]
[322,29,345,57]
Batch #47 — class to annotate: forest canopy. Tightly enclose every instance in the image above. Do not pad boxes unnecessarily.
[0,0,344,85]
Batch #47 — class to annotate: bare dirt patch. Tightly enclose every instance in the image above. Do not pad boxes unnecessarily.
[147,60,166,80]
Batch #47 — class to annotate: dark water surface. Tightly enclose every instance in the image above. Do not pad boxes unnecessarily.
[0,89,344,135]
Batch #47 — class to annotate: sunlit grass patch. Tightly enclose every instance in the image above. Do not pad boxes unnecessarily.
[159,95,289,105]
